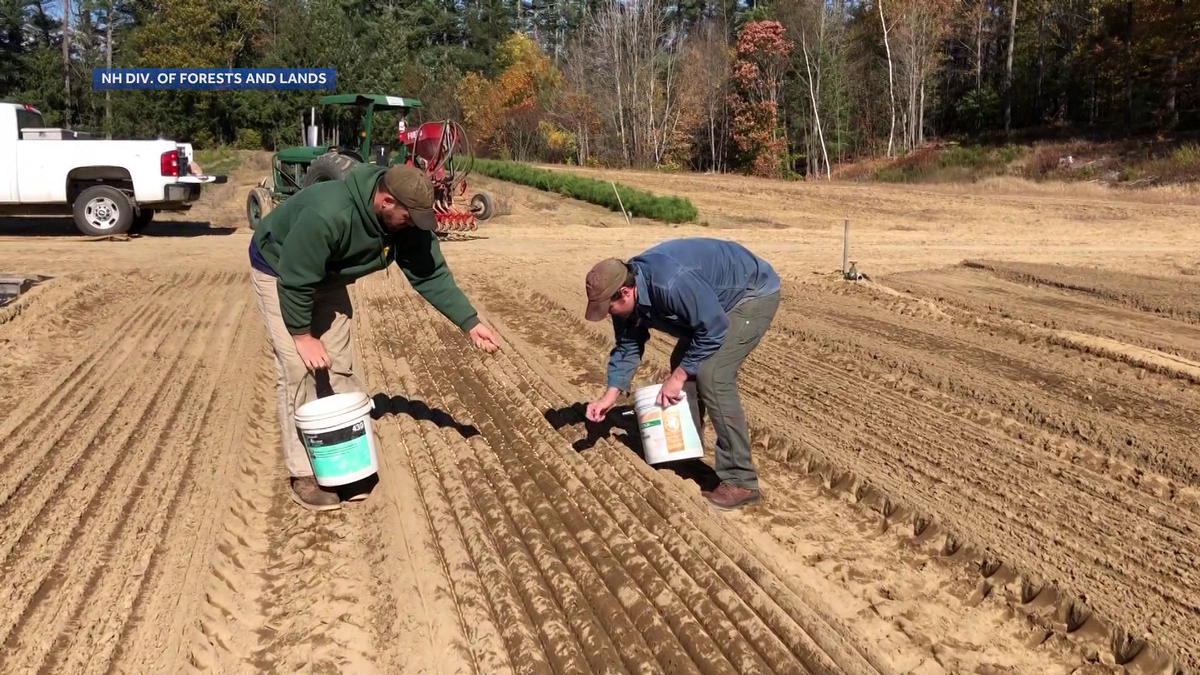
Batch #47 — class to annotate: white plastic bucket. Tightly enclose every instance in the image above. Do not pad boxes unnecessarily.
[294,391,378,487]
[632,384,704,464]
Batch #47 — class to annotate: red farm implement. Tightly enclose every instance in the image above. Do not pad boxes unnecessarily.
[400,119,492,232]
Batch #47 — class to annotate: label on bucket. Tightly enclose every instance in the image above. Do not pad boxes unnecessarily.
[662,409,685,453]
[639,410,687,455]
[301,419,372,478]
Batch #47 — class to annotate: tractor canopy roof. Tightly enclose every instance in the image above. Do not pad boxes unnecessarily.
[319,94,422,111]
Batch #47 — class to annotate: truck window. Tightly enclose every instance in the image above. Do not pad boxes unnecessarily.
[15,109,46,138]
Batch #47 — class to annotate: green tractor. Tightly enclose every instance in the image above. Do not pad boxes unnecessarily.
[246,93,493,234]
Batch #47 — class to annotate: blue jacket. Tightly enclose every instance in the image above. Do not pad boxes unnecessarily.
[606,237,780,390]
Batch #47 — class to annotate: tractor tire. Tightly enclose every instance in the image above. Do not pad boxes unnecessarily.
[302,152,360,189]
[73,185,133,236]
[246,187,274,230]
[129,208,154,234]
[470,192,494,221]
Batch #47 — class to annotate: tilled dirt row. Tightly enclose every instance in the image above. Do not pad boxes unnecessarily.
[461,266,1199,673]
[960,260,1200,325]
[0,270,256,675]
[354,272,890,675]
[182,347,385,675]
[886,263,1200,366]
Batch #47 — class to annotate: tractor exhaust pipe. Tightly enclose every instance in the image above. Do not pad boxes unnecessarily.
[305,107,319,147]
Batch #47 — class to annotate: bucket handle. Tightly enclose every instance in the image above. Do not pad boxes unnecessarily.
[293,369,325,412]
[292,368,375,412]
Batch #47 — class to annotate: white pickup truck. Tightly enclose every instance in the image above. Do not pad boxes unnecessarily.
[0,102,227,235]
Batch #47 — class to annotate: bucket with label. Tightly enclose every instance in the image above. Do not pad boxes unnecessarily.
[294,390,379,487]
[632,384,704,465]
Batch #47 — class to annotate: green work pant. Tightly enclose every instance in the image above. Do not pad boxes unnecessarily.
[669,290,780,490]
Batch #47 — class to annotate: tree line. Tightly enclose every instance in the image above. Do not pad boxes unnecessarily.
[1,0,1196,178]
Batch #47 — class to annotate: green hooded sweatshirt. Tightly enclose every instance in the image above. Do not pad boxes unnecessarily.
[250,162,480,335]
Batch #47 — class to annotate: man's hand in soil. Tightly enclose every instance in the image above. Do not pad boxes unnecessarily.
[294,333,330,370]
[468,323,501,353]
[586,387,621,423]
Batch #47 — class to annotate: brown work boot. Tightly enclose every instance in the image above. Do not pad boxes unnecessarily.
[705,481,761,511]
[289,476,341,512]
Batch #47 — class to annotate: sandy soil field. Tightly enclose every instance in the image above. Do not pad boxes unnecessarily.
[1,154,1198,675]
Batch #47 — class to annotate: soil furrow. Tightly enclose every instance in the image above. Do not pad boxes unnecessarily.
[369,292,548,675]
[184,352,279,674]
[473,355,791,675]
[777,284,1200,486]
[0,291,223,658]
[250,447,381,673]
[0,277,187,507]
[354,283,499,675]
[384,279,873,675]
[104,286,256,675]
[0,273,179,453]
[389,294,593,675]
[887,266,1200,361]
[0,283,236,671]
[385,290,694,675]
[47,294,249,675]
[464,434,664,675]
[959,259,1200,325]
[489,318,885,675]
[402,293,715,675]
[737,337,1200,634]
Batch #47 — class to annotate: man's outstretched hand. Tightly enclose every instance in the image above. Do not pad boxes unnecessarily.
[468,322,501,353]
[586,387,622,423]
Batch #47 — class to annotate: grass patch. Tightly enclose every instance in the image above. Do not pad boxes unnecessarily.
[863,137,1200,189]
[472,158,698,224]
[872,143,1026,183]
[192,145,248,176]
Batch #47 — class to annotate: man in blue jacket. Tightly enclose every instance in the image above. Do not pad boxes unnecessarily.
[583,237,781,510]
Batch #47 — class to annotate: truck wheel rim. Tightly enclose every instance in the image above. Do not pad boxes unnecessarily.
[85,197,120,230]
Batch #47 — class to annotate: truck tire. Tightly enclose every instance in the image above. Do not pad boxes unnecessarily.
[129,208,154,234]
[246,187,274,230]
[302,153,359,189]
[73,185,133,236]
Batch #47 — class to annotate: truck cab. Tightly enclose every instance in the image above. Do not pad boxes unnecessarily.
[0,102,227,235]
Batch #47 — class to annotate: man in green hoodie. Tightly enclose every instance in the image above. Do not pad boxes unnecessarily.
[249,161,500,511]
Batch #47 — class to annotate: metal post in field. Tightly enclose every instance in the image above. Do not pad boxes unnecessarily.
[842,219,849,275]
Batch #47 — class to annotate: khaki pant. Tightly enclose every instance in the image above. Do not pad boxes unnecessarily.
[251,268,368,478]
[669,290,780,490]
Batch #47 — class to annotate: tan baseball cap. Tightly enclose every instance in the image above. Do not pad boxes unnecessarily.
[584,258,628,321]
[381,164,437,230]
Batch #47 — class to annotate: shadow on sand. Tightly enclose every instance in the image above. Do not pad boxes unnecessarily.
[0,217,238,237]
[543,402,720,492]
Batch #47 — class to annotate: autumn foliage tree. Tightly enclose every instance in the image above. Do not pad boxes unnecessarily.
[457,32,561,161]
[728,20,794,178]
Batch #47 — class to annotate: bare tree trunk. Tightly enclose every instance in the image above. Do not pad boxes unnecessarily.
[918,78,925,145]
[1035,0,1045,122]
[800,33,830,180]
[611,14,629,165]
[709,109,716,171]
[975,5,983,91]
[1004,0,1017,132]
[879,0,896,157]
[1123,0,1133,130]
[105,0,113,139]
[1167,0,1181,127]
[62,0,70,128]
